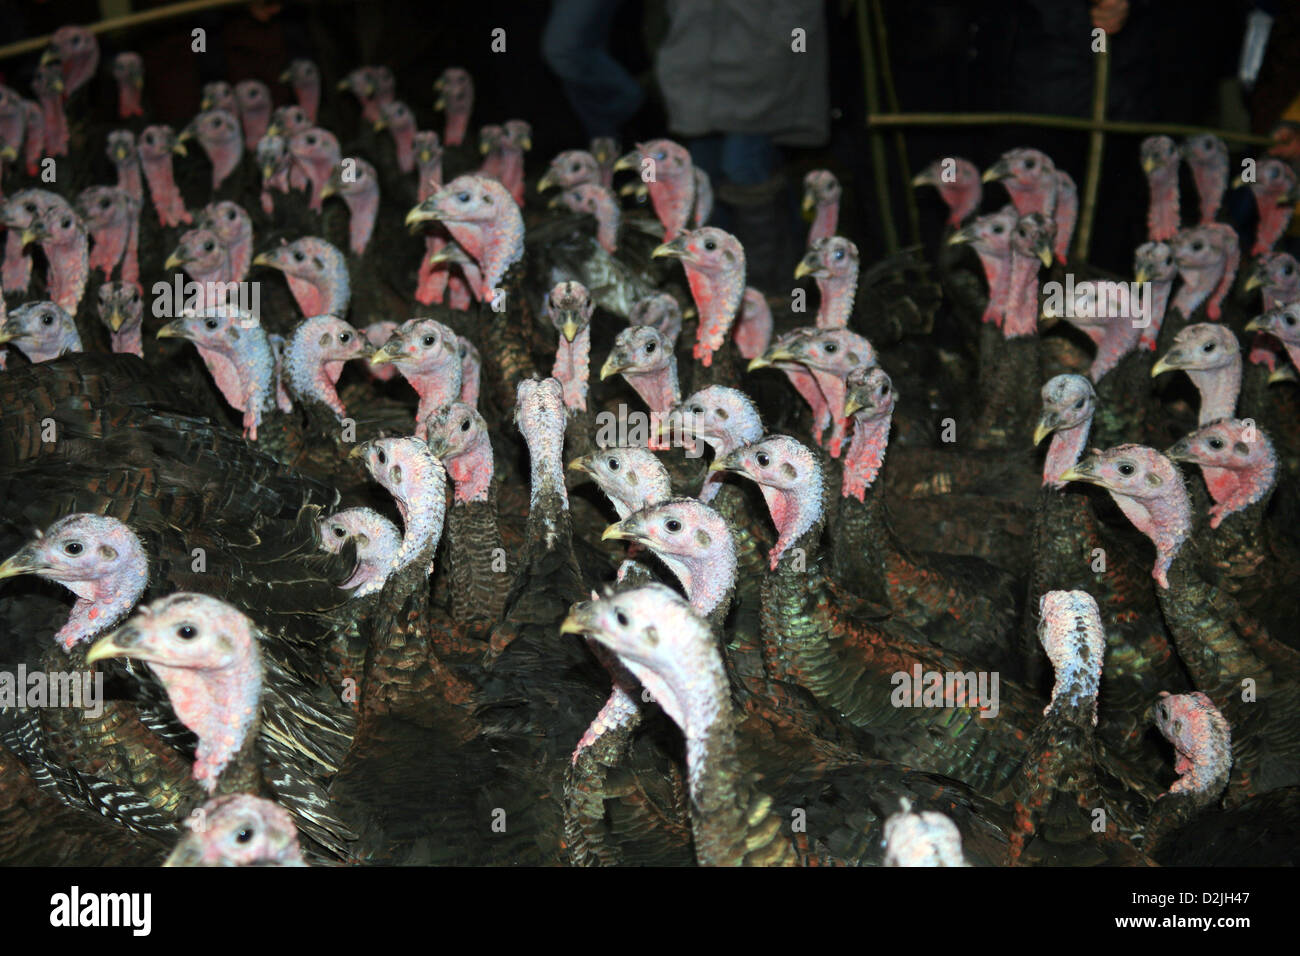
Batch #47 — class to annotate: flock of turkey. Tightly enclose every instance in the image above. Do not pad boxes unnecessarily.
[0,24,1297,867]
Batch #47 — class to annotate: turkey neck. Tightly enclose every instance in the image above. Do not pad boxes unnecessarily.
[3,231,31,292]
[443,109,469,148]
[115,158,143,204]
[553,327,590,412]
[1171,259,1223,320]
[1044,417,1091,489]
[44,231,88,316]
[1190,162,1226,223]
[1003,248,1041,338]
[591,193,620,254]
[112,320,143,358]
[686,263,744,366]
[289,256,350,318]
[447,492,507,624]
[814,264,856,329]
[343,186,378,256]
[153,643,263,795]
[285,335,347,420]
[808,199,838,246]
[649,172,693,241]
[1135,277,1171,352]
[1146,166,1179,241]
[55,553,148,653]
[1186,358,1240,425]
[975,246,1011,325]
[295,81,319,123]
[623,358,678,420]
[141,153,190,227]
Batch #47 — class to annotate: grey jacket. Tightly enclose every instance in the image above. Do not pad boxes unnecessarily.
[654,0,830,147]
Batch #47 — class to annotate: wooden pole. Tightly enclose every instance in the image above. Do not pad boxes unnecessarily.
[857,0,898,255]
[867,111,1273,147]
[1075,45,1109,261]
[0,0,253,61]
[869,0,920,247]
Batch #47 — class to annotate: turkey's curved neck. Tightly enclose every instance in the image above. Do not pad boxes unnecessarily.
[152,649,263,794]
[976,248,1010,324]
[624,360,679,417]
[55,558,147,652]
[815,267,856,330]
[808,200,838,246]
[686,267,743,366]
[1190,163,1225,223]
[1043,417,1091,488]
[762,477,823,571]
[1187,360,1240,425]
[285,338,346,419]
[1172,261,1223,318]
[553,327,590,412]
[841,412,890,501]
[343,188,378,256]
[1004,250,1041,338]
[447,440,494,504]
[1146,169,1179,241]
[112,321,143,358]
[115,159,143,203]
[649,175,692,240]
[1136,278,1172,352]
[1200,457,1274,530]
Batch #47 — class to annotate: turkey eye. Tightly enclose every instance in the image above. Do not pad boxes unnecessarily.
[615,610,629,627]
[834,248,844,260]
[144,134,154,144]
[177,625,197,640]
[205,318,218,330]
[293,251,304,262]
[756,452,770,467]
[881,383,890,394]
[203,241,214,252]
[1073,398,1084,409]
[1286,314,1297,326]
[333,526,346,538]
[61,219,70,229]
[824,343,838,353]
[570,162,580,172]
[1193,241,1205,252]
[130,290,139,301]
[99,199,110,209]
[41,314,53,326]
[1025,159,1036,169]
[422,335,436,347]
[703,240,716,251]
[665,519,682,532]
[1203,342,1215,352]
[645,341,656,354]
[64,541,83,555]
[457,192,470,203]
[376,450,387,465]
[305,135,317,145]
[226,210,236,220]
[1209,438,1224,449]
[236,828,253,844]
[992,225,1004,234]
[460,418,470,432]
[1160,704,1169,719]
[1118,463,1135,476]
[691,405,703,415]
[23,203,34,213]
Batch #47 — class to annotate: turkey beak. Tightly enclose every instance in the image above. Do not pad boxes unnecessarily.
[1036,243,1054,269]
[1032,415,1058,446]
[1150,351,1180,377]
[619,182,643,198]
[794,254,820,280]
[111,143,131,163]
[612,149,640,173]
[336,79,351,92]
[1134,265,1150,285]
[559,317,580,342]
[39,49,58,67]
[559,602,595,636]
[748,346,795,372]
[567,456,592,477]
[1165,438,1193,462]
[433,94,446,111]
[982,158,1011,183]
[801,190,816,215]
[107,307,126,332]
[1243,272,1264,292]
[349,441,372,462]
[320,182,336,201]
[1268,365,1298,385]
[1243,316,1265,333]
[85,623,142,665]
[155,319,187,340]
[369,344,396,366]
[0,546,44,581]
[844,395,866,418]
[176,124,194,146]
[537,169,556,193]
[425,433,449,458]
[947,224,974,246]
[172,139,188,157]
[910,168,937,188]
[163,840,204,867]
[20,226,40,247]
[601,519,646,546]
[1057,459,1098,486]
[405,201,438,230]
[708,450,740,474]
[373,118,387,132]
[0,144,16,162]
[599,354,626,381]
[164,249,187,270]
[518,135,532,152]
[427,246,456,265]
[479,140,492,156]
[1141,156,1158,175]
[251,252,277,269]
[652,236,689,261]
[278,68,293,84]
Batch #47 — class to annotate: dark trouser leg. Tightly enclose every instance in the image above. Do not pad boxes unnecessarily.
[541,0,644,140]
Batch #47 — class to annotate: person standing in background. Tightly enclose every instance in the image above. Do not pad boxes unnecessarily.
[654,0,830,292]
[541,0,647,143]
